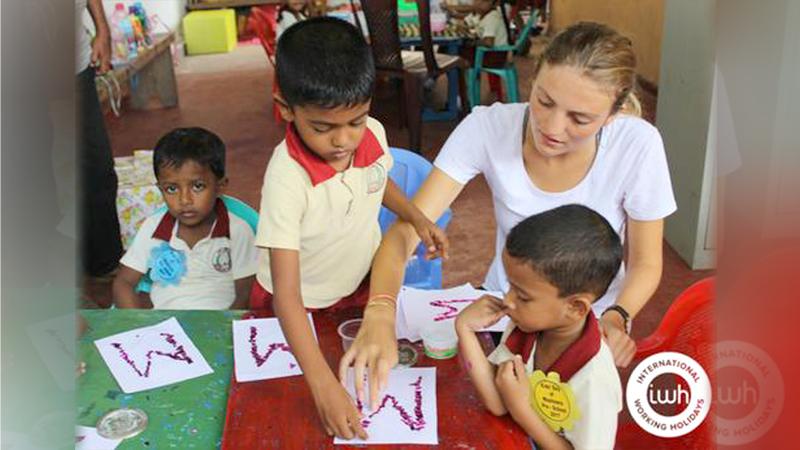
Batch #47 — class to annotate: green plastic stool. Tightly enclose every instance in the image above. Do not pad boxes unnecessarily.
[467,9,540,108]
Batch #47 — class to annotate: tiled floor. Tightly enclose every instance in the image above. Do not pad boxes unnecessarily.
[100,42,712,339]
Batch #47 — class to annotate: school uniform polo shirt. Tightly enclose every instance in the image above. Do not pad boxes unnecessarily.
[120,199,258,309]
[255,117,392,309]
[488,315,623,449]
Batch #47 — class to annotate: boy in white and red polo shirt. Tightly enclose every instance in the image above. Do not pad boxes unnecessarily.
[253,18,448,441]
[113,128,257,309]
[457,205,623,449]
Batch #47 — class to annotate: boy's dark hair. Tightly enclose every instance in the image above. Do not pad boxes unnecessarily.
[276,17,374,108]
[506,204,622,300]
[153,127,225,179]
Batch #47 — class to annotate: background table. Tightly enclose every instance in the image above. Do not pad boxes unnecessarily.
[97,33,179,113]
[221,306,532,449]
[78,310,243,449]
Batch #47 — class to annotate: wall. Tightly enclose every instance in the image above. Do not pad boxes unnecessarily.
[656,0,715,269]
[549,0,664,86]
[101,0,187,34]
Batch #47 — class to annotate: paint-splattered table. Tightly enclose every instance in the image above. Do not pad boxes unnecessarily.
[221,307,533,449]
[78,309,243,449]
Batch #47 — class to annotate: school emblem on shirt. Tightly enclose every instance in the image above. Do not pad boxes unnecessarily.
[366,163,387,194]
[528,370,580,432]
[212,247,232,273]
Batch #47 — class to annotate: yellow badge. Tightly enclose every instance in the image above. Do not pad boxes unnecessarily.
[528,370,580,432]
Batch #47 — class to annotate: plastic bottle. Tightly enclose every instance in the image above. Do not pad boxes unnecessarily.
[430,0,447,34]
[132,2,153,46]
[128,9,147,51]
[114,3,138,60]
[109,3,129,65]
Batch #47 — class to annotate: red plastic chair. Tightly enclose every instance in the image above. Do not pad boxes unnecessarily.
[615,277,715,449]
[248,6,282,123]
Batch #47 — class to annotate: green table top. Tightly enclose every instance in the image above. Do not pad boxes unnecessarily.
[78,309,244,449]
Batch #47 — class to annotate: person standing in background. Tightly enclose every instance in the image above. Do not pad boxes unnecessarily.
[77,0,123,305]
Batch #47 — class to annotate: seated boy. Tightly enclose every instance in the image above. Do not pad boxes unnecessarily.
[112,128,257,309]
[456,204,623,449]
[254,18,448,440]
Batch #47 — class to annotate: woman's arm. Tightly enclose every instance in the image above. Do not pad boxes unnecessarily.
[600,218,664,367]
[382,179,449,259]
[339,168,465,408]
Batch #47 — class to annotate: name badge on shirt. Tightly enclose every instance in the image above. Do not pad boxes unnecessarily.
[528,370,580,432]
[148,242,187,286]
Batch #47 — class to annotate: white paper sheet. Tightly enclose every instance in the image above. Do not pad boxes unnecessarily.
[335,368,438,445]
[94,317,213,393]
[232,314,315,382]
[27,313,77,391]
[75,425,122,450]
[396,284,510,341]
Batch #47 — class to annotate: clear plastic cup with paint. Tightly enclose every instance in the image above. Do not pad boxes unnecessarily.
[337,318,363,353]
[421,321,458,359]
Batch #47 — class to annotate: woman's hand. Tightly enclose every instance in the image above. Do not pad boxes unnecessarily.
[339,307,399,411]
[600,311,636,367]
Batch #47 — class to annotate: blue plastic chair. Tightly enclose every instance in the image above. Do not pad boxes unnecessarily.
[135,195,259,293]
[467,9,540,108]
[379,147,452,289]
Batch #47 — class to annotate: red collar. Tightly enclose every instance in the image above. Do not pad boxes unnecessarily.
[285,123,385,186]
[152,198,230,241]
[504,314,602,382]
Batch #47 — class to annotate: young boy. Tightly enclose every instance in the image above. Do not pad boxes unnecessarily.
[113,128,257,309]
[254,18,448,440]
[469,0,509,47]
[456,205,623,449]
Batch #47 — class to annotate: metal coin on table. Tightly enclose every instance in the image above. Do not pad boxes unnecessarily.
[96,408,148,440]
[397,342,419,367]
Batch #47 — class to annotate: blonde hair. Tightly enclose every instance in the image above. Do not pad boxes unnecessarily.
[534,22,642,117]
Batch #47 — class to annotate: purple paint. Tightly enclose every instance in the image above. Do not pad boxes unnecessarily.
[430,299,473,321]
[111,332,194,378]
[357,376,426,431]
[249,326,295,368]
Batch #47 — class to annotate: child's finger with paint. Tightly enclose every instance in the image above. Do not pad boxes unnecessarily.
[348,404,368,440]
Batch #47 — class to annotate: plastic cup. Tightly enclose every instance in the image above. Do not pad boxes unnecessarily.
[337,318,362,353]
[421,321,458,359]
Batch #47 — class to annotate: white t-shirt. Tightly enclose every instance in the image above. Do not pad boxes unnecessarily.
[434,103,677,315]
[121,204,258,309]
[488,319,622,449]
[76,0,92,73]
[468,8,508,47]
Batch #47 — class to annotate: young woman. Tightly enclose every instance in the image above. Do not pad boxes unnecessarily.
[341,21,676,408]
